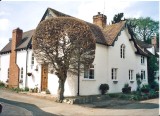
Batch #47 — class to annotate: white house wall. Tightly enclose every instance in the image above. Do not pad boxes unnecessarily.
[0,53,10,83]
[107,29,148,93]
[79,43,108,95]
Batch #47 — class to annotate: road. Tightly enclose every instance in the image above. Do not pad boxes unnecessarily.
[0,89,159,116]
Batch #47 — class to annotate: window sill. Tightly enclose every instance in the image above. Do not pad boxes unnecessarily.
[130,80,134,83]
[82,79,96,81]
[112,80,118,84]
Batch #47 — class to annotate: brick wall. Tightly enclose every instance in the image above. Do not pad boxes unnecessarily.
[9,28,23,88]
[93,12,107,28]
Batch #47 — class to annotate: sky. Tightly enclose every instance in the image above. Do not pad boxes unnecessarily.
[0,0,159,50]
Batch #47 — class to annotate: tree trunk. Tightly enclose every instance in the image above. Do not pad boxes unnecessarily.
[57,79,65,102]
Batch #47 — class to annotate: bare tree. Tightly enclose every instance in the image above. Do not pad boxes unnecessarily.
[32,17,96,102]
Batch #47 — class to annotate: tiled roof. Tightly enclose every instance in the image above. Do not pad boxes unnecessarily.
[103,21,126,45]
[135,39,152,48]
[0,30,34,54]
[0,41,12,54]
[16,29,34,50]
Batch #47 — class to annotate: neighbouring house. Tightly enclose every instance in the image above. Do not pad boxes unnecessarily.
[0,8,158,96]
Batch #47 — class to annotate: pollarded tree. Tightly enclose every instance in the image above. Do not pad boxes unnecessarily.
[32,17,96,102]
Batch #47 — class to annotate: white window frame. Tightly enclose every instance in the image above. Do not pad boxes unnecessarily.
[141,70,146,80]
[129,70,134,80]
[120,44,125,58]
[111,68,118,80]
[141,56,145,64]
[84,64,95,79]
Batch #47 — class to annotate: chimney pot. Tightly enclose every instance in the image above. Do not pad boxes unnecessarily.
[98,12,101,15]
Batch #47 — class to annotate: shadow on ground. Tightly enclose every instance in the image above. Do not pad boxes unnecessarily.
[0,98,58,116]
[93,100,159,109]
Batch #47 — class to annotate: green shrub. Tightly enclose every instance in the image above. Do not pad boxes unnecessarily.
[150,81,159,91]
[108,93,119,98]
[0,81,5,87]
[24,87,29,91]
[129,95,141,101]
[99,84,109,95]
[122,83,131,94]
[141,84,150,93]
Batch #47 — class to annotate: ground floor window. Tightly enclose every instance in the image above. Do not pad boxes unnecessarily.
[129,70,133,80]
[84,64,94,79]
[111,68,118,80]
[141,70,145,80]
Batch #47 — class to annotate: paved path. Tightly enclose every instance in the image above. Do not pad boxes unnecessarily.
[0,89,159,116]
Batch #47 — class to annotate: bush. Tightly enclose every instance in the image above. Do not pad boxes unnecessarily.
[46,89,50,94]
[24,87,29,91]
[150,81,159,91]
[122,83,131,94]
[141,84,150,93]
[0,81,5,87]
[99,84,109,95]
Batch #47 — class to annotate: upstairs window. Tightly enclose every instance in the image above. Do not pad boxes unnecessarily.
[111,68,118,80]
[84,64,94,79]
[141,56,145,64]
[21,68,23,79]
[31,53,34,65]
[129,70,133,80]
[120,44,125,58]
[141,70,145,80]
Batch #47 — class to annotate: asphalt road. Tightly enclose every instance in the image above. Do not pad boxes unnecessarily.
[0,89,159,116]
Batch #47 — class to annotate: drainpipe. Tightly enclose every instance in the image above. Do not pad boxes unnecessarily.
[25,49,28,88]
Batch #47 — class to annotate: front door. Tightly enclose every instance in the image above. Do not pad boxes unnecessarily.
[41,64,48,91]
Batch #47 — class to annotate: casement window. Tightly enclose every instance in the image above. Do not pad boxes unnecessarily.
[120,44,125,58]
[21,68,23,79]
[141,70,145,80]
[84,64,94,79]
[141,56,145,64]
[129,70,133,80]
[111,68,118,80]
[31,53,34,65]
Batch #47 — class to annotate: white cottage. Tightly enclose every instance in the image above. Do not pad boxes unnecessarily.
[0,8,157,96]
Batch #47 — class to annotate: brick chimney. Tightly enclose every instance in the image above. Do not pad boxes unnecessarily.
[9,28,23,88]
[93,12,107,28]
[151,33,157,48]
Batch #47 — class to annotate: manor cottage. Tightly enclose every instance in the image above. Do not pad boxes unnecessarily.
[0,8,157,96]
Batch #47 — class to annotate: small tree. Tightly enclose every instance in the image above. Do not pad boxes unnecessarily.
[33,17,96,102]
[112,13,124,24]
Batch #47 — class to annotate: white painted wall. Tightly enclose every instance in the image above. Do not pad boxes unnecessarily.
[0,53,10,83]
[79,43,108,95]
[106,29,148,93]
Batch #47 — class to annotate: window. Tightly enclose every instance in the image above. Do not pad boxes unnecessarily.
[8,68,9,78]
[129,70,133,80]
[84,64,94,79]
[31,53,34,65]
[141,56,145,64]
[120,44,125,58]
[21,68,23,79]
[111,68,118,80]
[141,70,145,80]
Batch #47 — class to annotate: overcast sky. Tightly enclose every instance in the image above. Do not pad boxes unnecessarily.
[0,0,159,50]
